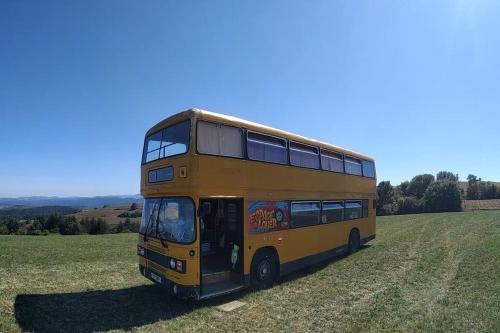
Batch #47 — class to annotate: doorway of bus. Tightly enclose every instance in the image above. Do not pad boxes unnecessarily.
[199,198,244,295]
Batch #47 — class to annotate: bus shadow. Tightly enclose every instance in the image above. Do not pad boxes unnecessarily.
[280,245,371,284]
[14,284,223,333]
[15,246,371,332]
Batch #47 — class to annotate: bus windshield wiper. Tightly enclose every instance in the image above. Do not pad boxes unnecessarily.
[143,211,156,242]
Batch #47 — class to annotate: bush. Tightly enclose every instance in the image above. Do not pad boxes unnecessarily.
[81,218,109,234]
[0,223,9,235]
[423,181,462,213]
[407,174,435,199]
[26,220,47,235]
[397,196,424,214]
[58,217,82,235]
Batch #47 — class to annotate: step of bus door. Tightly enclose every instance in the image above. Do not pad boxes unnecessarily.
[202,270,231,284]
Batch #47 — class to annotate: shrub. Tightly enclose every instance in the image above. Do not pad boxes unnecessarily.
[407,174,435,199]
[397,196,424,214]
[423,181,462,213]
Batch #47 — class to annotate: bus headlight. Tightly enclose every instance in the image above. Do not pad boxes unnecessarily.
[170,258,176,269]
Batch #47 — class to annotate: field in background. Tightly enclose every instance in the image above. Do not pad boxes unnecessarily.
[464,199,500,211]
[1,211,499,332]
[69,204,142,225]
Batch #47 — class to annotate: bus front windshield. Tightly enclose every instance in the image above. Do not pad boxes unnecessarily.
[139,197,195,243]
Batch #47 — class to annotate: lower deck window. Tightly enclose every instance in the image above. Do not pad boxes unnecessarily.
[291,201,320,228]
[345,201,362,220]
[322,201,344,223]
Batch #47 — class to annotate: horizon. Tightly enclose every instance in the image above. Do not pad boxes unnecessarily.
[1,1,499,197]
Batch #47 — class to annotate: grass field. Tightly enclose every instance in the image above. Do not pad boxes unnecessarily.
[1,211,499,332]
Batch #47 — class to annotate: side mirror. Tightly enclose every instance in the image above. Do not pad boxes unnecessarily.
[200,202,212,217]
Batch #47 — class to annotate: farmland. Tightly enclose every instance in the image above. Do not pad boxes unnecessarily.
[69,204,142,225]
[1,211,499,332]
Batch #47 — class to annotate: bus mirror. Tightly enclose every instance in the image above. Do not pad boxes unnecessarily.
[200,202,212,217]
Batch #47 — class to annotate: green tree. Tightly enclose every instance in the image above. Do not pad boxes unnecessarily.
[396,196,423,214]
[436,171,459,182]
[423,181,462,213]
[407,174,435,199]
[376,181,394,215]
[466,174,479,199]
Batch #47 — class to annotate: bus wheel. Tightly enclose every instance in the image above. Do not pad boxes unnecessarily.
[348,229,360,253]
[251,250,277,290]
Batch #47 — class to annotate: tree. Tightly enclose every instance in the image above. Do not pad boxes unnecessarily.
[436,171,458,182]
[423,181,462,213]
[377,181,394,214]
[396,196,423,215]
[407,174,435,199]
[129,203,138,211]
[398,181,410,197]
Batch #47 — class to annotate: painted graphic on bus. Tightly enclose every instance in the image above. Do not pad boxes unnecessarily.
[248,200,289,234]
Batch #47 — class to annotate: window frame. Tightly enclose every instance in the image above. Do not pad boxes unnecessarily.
[289,141,320,170]
[321,200,345,224]
[344,155,363,176]
[361,159,376,178]
[320,149,345,173]
[195,120,245,159]
[246,130,289,165]
[290,200,322,229]
[142,120,192,165]
[344,200,363,220]
[138,196,197,245]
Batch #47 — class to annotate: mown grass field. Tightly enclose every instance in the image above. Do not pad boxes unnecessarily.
[1,211,499,332]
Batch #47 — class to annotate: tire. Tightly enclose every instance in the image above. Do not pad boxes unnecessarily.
[250,250,278,290]
[348,229,360,253]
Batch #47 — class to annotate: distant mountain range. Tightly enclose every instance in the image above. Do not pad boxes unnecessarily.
[0,195,143,208]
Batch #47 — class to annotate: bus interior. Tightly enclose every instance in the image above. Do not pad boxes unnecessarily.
[199,198,245,297]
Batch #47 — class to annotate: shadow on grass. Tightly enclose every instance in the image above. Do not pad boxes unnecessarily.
[14,284,234,333]
[15,246,370,332]
[280,245,371,284]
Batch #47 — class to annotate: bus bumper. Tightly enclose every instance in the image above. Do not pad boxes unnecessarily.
[139,265,200,299]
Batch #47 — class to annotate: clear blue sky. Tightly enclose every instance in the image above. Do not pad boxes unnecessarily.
[1,0,499,197]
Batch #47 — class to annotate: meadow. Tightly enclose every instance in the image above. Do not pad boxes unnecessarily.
[0,211,499,332]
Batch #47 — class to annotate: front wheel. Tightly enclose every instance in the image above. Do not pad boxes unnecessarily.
[250,250,277,290]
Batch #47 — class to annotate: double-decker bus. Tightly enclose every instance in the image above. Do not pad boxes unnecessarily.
[138,109,376,299]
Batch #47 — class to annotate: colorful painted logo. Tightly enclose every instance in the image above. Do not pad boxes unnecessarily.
[248,201,289,234]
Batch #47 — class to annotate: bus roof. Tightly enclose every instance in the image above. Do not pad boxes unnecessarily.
[146,108,374,162]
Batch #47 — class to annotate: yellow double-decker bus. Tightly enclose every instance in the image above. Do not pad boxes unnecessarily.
[137,109,376,299]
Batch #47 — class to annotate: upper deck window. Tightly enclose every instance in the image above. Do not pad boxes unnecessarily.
[321,149,344,173]
[362,160,375,178]
[197,121,244,158]
[344,156,362,176]
[142,120,191,163]
[247,131,287,164]
[289,141,320,169]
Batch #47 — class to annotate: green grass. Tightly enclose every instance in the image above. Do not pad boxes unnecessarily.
[1,211,499,332]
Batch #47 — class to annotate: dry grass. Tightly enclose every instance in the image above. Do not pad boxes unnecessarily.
[69,204,142,225]
[1,211,499,332]
[464,199,500,211]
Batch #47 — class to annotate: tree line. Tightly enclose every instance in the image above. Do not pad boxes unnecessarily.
[0,214,139,236]
[377,171,464,215]
[465,175,500,200]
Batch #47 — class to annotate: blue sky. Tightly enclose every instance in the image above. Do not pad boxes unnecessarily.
[1,0,499,197]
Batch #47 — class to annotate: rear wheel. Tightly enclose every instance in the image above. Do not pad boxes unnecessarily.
[348,229,360,253]
[251,250,277,290]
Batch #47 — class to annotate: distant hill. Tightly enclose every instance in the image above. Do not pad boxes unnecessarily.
[0,195,142,208]
[0,206,79,219]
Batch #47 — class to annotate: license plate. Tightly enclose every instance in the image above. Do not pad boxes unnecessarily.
[150,272,162,283]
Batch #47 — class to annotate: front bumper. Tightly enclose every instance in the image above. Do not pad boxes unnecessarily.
[139,265,200,299]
